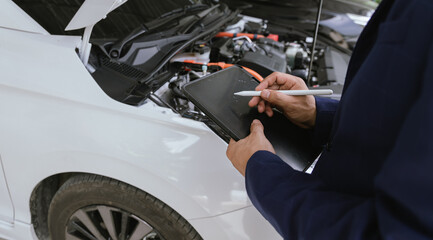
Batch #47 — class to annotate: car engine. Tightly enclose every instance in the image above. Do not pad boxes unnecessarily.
[87,4,348,140]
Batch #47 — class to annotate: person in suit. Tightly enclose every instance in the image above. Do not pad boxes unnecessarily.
[226,0,433,238]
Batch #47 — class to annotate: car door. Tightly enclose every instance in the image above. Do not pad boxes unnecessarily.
[0,156,13,224]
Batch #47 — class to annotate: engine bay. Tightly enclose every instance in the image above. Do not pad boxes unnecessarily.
[86,3,349,141]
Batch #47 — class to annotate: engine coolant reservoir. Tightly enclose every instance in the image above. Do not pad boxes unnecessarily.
[285,43,302,69]
[171,41,210,64]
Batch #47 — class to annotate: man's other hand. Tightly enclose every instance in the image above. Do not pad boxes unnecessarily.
[226,120,275,176]
[249,72,317,129]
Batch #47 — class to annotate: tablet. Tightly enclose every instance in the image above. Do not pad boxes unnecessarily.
[182,66,318,171]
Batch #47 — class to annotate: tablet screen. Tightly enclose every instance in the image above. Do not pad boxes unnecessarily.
[182,66,318,171]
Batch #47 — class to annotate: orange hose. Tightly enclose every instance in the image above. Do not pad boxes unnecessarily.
[214,32,279,42]
[207,62,263,82]
[241,66,264,82]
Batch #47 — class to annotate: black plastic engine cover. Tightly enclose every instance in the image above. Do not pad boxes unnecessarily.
[238,51,287,78]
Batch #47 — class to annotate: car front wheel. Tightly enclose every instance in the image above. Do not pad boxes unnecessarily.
[48,174,202,240]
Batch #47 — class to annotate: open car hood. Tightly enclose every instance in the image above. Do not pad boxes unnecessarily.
[65,0,128,31]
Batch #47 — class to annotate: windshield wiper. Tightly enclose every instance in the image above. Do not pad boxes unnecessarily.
[179,4,220,34]
[161,4,208,18]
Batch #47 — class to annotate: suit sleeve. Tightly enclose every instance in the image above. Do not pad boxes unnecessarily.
[246,151,378,239]
[245,44,433,240]
[311,97,339,146]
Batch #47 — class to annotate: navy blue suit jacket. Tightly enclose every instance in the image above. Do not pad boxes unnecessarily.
[246,0,433,239]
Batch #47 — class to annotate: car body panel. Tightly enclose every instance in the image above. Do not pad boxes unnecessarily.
[320,12,363,36]
[65,0,128,30]
[0,156,14,224]
[0,0,48,34]
[0,220,38,240]
[190,206,283,240]
[0,26,258,228]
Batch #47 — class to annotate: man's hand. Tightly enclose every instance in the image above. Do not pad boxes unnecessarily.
[226,120,275,176]
[249,72,317,129]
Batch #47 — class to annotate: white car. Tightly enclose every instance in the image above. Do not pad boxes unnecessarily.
[0,0,351,239]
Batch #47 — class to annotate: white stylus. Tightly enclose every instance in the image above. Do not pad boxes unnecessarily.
[234,89,333,97]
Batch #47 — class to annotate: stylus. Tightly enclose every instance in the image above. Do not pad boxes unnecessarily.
[234,89,333,96]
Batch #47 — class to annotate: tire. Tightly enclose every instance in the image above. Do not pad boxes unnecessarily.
[48,174,202,240]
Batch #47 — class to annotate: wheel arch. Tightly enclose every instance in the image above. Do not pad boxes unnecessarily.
[30,172,73,240]
[29,171,207,240]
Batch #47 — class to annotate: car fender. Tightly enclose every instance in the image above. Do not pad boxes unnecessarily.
[0,0,48,34]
